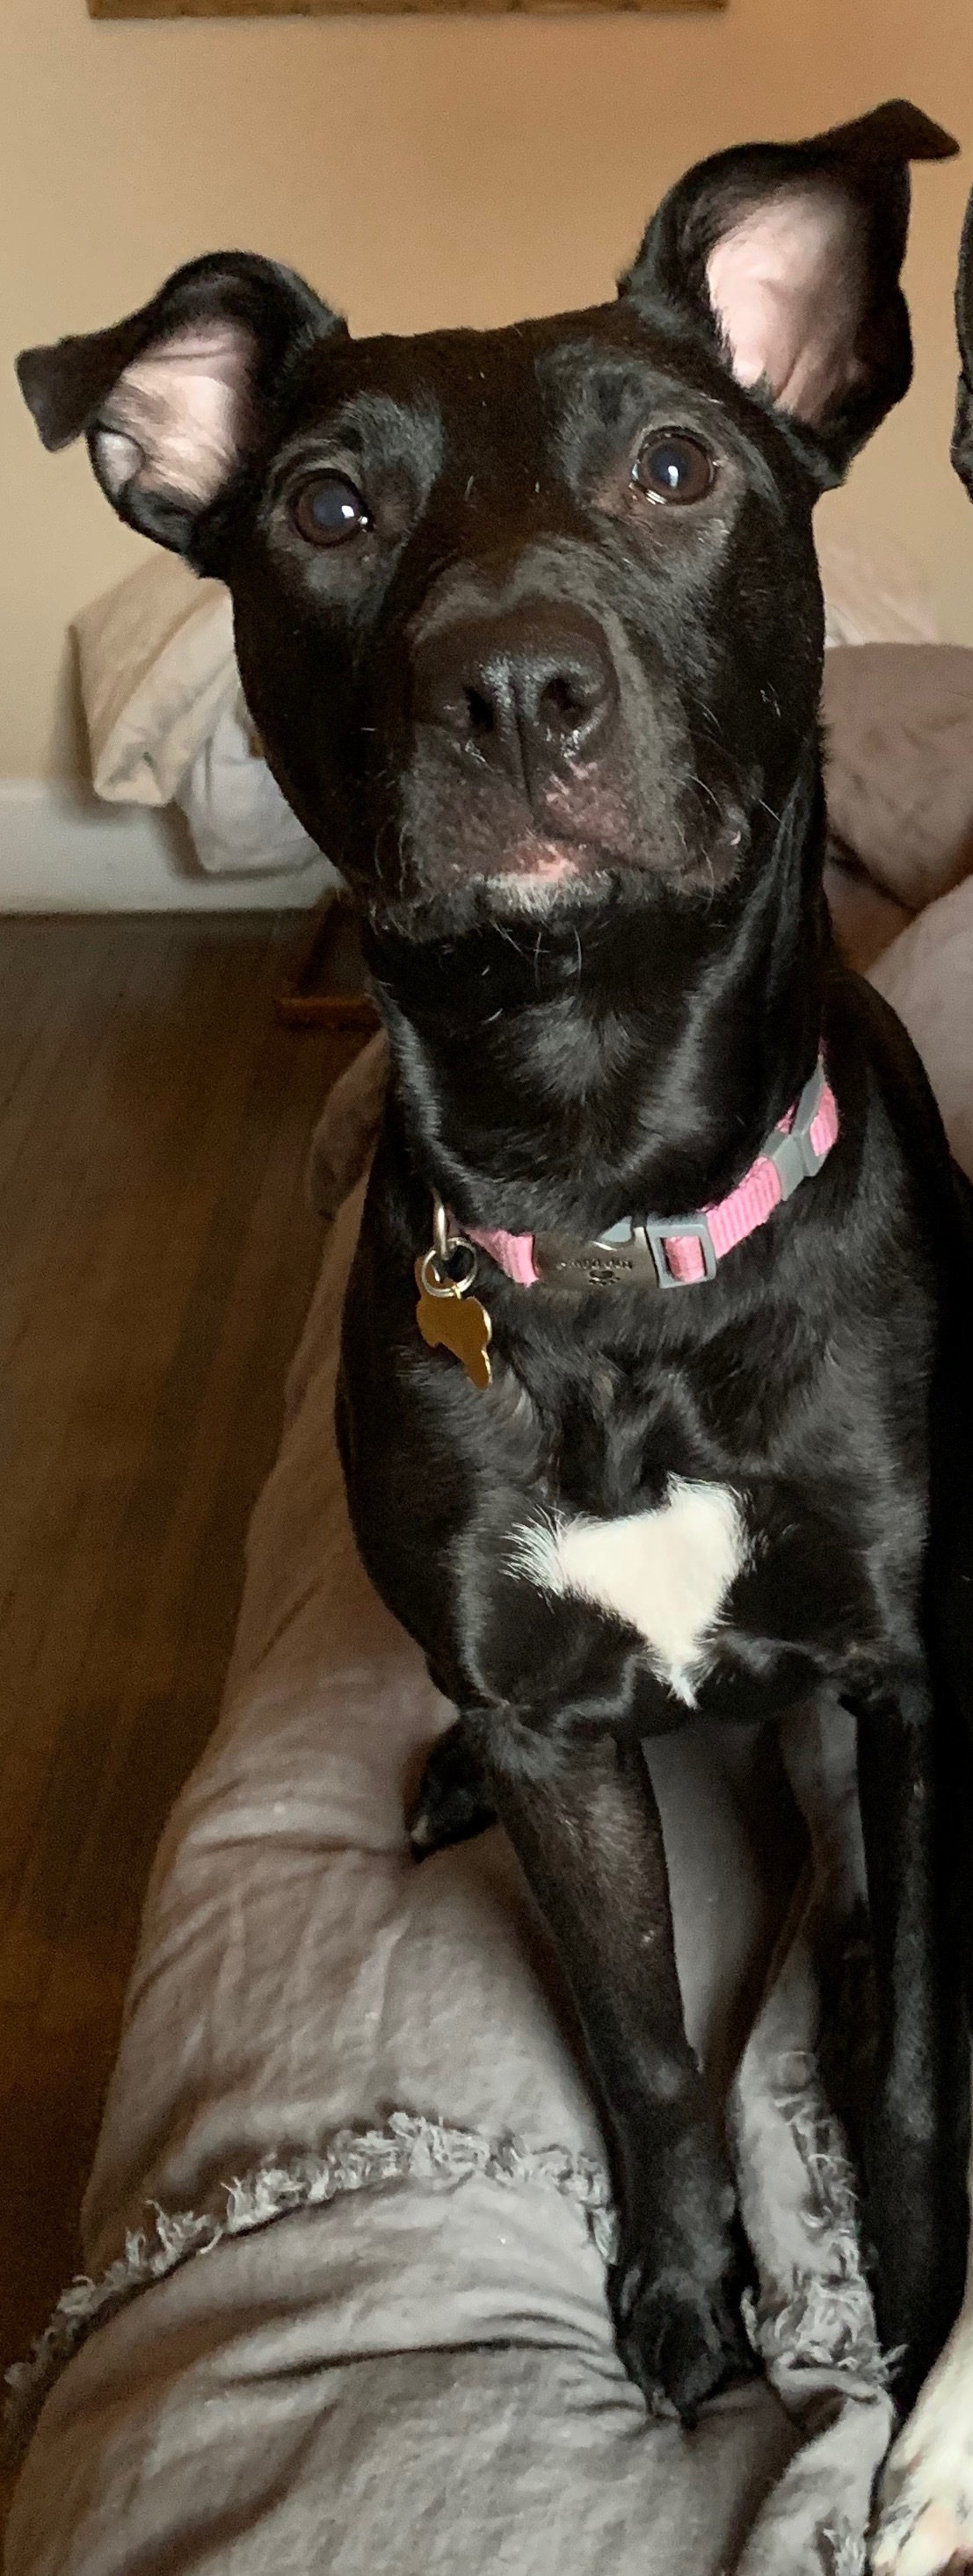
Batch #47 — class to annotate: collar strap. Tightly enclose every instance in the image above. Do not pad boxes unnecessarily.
[452,1058,838,1293]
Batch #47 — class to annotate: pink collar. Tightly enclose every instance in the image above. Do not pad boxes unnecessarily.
[455,1058,839,1292]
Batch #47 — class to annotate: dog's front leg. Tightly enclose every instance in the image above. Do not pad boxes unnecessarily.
[478,1720,753,2422]
[853,1672,969,2410]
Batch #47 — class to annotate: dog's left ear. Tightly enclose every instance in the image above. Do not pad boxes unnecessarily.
[952,182,973,499]
[622,101,958,482]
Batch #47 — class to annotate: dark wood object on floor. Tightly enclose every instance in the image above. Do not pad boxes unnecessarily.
[0,914,362,2487]
[277,894,379,1032]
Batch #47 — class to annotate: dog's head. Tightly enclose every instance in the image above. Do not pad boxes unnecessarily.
[19,102,955,937]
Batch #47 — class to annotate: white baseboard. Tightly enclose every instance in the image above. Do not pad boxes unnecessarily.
[0,780,332,914]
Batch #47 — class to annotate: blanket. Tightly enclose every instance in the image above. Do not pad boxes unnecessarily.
[2,1238,927,2573]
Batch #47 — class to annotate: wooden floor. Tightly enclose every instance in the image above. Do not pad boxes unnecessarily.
[0,915,358,2435]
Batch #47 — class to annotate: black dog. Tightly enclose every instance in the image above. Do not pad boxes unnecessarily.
[20,98,973,2427]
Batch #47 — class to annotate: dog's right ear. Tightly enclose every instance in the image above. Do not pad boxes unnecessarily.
[17,252,347,558]
[952,185,973,500]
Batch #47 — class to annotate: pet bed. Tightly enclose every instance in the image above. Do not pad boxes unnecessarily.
[5,648,973,2576]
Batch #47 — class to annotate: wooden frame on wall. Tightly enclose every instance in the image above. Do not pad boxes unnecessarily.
[91,0,724,18]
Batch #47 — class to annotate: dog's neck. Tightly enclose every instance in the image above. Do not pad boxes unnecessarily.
[364,756,831,1239]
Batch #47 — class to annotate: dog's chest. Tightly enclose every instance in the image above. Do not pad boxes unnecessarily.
[508,1479,749,1707]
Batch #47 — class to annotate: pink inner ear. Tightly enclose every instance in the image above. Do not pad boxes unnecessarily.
[706,181,866,426]
[97,325,251,508]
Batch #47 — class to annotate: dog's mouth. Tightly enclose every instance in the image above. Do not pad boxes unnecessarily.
[491,834,618,882]
[511,841,582,879]
[443,809,748,910]
[388,733,755,922]
[478,837,618,915]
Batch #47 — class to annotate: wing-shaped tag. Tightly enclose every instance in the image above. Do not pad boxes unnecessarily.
[414,1257,492,1391]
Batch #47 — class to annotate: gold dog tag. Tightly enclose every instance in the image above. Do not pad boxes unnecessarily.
[414,1255,492,1391]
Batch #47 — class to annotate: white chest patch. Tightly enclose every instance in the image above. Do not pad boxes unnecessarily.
[508,1478,748,1707]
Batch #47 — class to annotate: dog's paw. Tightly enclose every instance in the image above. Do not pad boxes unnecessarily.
[407,1722,497,1860]
[870,2340,973,2573]
[609,2234,755,2427]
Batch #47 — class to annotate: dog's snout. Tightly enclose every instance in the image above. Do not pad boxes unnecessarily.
[413,605,619,800]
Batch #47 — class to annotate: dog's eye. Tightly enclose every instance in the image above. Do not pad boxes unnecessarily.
[632,434,714,506]
[291,474,371,546]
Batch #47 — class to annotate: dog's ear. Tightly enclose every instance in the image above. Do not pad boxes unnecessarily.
[952,183,973,500]
[17,251,347,556]
[621,102,958,481]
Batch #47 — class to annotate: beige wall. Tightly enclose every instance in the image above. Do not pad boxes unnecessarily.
[3,0,973,778]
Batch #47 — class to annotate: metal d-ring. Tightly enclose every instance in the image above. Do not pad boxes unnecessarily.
[418,1241,479,1301]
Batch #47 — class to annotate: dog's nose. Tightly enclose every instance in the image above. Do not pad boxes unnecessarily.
[412,605,619,799]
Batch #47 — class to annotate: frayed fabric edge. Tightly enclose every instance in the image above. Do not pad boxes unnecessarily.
[819,2524,868,2576]
[2,2111,614,2464]
[734,2058,890,2396]
[4,2088,891,2474]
